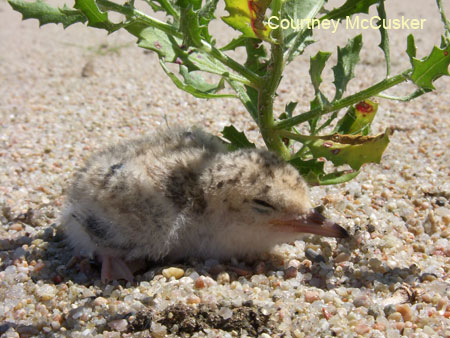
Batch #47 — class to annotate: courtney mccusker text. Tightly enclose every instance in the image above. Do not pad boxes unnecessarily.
[267,16,427,34]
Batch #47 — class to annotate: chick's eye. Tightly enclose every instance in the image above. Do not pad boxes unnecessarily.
[252,199,276,210]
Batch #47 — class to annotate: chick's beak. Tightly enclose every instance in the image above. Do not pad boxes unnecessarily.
[269,210,349,238]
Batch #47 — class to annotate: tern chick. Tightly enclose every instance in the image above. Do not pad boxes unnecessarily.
[62,128,348,283]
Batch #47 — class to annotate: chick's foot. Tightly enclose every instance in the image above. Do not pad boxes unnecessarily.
[99,254,134,284]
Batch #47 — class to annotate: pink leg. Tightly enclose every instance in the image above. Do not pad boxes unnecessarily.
[100,254,134,284]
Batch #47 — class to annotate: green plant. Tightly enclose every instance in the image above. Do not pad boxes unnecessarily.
[9,0,450,185]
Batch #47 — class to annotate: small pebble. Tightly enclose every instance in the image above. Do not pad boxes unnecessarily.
[373,322,386,331]
[435,207,449,217]
[151,323,167,338]
[322,307,332,320]
[10,223,23,231]
[354,323,370,335]
[33,261,46,273]
[162,267,184,279]
[394,322,405,330]
[305,291,320,303]
[218,306,233,320]
[293,329,305,338]
[302,259,312,269]
[442,215,450,226]
[396,304,413,321]
[186,295,201,304]
[436,298,447,311]
[353,295,370,308]
[388,312,403,322]
[259,333,271,338]
[16,326,40,336]
[284,266,298,279]
[435,198,445,206]
[287,259,301,269]
[195,276,207,289]
[384,304,396,317]
[108,319,128,332]
[217,271,230,284]
[35,284,57,301]
[305,248,325,263]
[421,293,432,303]
[93,297,108,306]
[334,252,350,263]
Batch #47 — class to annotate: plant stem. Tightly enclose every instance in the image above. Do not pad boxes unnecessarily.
[257,0,291,160]
[96,0,261,86]
[275,70,411,130]
[157,0,180,20]
[436,0,450,42]
[376,88,429,101]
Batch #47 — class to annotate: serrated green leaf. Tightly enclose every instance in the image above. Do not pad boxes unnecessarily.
[289,158,324,178]
[134,26,179,61]
[436,0,450,45]
[286,29,314,64]
[406,34,417,63]
[186,51,246,83]
[220,36,247,51]
[8,0,86,28]
[310,51,331,93]
[178,4,203,47]
[148,0,180,18]
[222,0,273,42]
[179,66,224,93]
[244,39,269,75]
[309,50,332,133]
[333,34,363,101]
[410,45,450,90]
[441,35,449,49]
[285,102,298,118]
[290,158,359,186]
[133,25,248,84]
[318,170,360,185]
[282,0,324,50]
[198,0,218,21]
[321,0,378,21]
[159,60,235,99]
[227,80,259,122]
[377,0,390,76]
[309,93,329,133]
[198,0,219,43]
[74,0,122,32]
[308,129,391,171]
[281,0,321,63]
[221,125,256,151]
[132,23,232,80]
[334,99,378,135]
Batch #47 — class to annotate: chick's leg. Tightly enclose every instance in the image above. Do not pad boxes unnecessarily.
[99,254,134,283]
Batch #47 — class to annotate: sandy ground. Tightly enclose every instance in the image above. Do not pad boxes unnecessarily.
[1,0,449,337]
